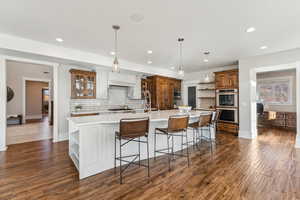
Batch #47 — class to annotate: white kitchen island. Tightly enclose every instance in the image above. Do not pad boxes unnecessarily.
[68,110,214,179]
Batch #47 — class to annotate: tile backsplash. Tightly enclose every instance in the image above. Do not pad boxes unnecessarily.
[70,98,144,113]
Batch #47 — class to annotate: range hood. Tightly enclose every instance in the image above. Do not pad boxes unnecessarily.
[108,80,135,87]
[108,72,137,87]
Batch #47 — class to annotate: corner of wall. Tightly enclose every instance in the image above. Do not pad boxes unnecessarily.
[56,132,69,142]
[238,130,256,139]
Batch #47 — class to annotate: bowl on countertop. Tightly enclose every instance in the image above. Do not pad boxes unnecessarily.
[178,106,192,113]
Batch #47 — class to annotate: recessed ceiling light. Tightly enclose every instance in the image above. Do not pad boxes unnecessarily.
[246,27,256,33]
[260,46,268,50]
[203,59,209,63]
[110,51,115,55]
[130,13,145,23]
[147,60,152,64]
[56,38,64,42]
[147,50,153,54]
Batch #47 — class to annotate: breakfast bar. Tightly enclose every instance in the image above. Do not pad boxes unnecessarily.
[68,110,214,179]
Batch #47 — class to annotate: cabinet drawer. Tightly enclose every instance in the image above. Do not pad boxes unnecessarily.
[217,122,238,133]
[272,119,285,127]
[286,112,296,119]
[286,119,296,128]
[275,112,285,119]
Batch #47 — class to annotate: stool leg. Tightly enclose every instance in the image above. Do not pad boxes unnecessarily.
[192,128,195,149]
[185,129,190,167]
[146,136,150,178]
[114,134,116,173]
[167,134,171,171]
[119,138,122,184]
[200,127,203,144]
[209,126,213,154]
[138,137,141,167]
[154,130,157,160]
[196,128,200,149]
[171,134,174,158]
[181,132,183,153]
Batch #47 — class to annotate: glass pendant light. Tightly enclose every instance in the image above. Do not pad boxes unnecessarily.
[178,38,184,76]
[112,25,120,72]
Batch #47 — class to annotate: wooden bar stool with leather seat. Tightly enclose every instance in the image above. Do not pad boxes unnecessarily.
[209,110,221,144]
[114,117,150,184]
[188,116,202,149]
[198,114,213,152]
[154,115,190,171]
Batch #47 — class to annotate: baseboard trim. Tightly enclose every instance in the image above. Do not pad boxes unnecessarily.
[26,114,43,120]
[53,133,69,143]
[295,137,300,148]
[238,130,256,139]
[0,146,7,151]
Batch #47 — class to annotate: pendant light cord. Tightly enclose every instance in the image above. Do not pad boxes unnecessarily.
[178,38,184,72]
[114,29,118,58]
[180,41,182,70]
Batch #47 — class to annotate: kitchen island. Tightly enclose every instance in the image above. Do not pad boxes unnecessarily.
[68,110,214,179]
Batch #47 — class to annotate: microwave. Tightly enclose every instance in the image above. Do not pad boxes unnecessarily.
[216,89,238,107]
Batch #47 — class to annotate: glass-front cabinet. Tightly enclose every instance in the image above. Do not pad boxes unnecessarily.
[70,69,96,99]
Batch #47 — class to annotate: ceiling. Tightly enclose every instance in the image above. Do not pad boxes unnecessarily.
[0,0,300,72]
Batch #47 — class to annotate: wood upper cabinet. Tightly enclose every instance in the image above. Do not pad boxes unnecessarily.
[145,75,181,110]
[215,69,238,89]
[70,69,96,99]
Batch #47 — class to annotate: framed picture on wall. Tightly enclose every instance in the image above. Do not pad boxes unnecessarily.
[257,76,293,105]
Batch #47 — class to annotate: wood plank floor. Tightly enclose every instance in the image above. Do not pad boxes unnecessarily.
[0,128,300,200]
[6,117,52,145]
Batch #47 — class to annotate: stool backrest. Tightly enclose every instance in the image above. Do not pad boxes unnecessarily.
[199,114,212,127]
[211,110,220,124]
[168,115,189,132]
[120,117,149,138]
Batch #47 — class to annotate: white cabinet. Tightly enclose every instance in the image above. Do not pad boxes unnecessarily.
[96,70,108,99]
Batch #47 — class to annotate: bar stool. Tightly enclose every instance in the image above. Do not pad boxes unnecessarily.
[154,115,190,171]
[198,114,213,152]
[188,116,202,149]
[114,117,150,184]
[210,110,221,131]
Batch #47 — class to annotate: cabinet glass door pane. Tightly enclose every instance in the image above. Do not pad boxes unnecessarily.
[75,75,85,97]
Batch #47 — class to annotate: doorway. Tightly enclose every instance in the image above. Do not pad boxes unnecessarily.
[5,60,54,145]
[42,88,49,115]
[188,86,196,109]
[256,69,297,139]
[249,63,300,148]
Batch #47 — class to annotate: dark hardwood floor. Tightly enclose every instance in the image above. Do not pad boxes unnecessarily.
[0,128,300,200]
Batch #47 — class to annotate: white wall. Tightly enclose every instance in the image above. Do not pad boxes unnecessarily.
[0,57,7,151]
[57,64,76,141]
[257,69,296,112]
[184,65,238,81]
[6,60,52,116]
[239,48,300,148]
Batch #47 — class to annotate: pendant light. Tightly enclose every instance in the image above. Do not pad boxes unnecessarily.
[112,25,120,72]
[178,38,184,76]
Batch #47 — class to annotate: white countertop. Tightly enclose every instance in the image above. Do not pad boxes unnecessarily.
[68,110,212,127]
[70,108,145,115]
